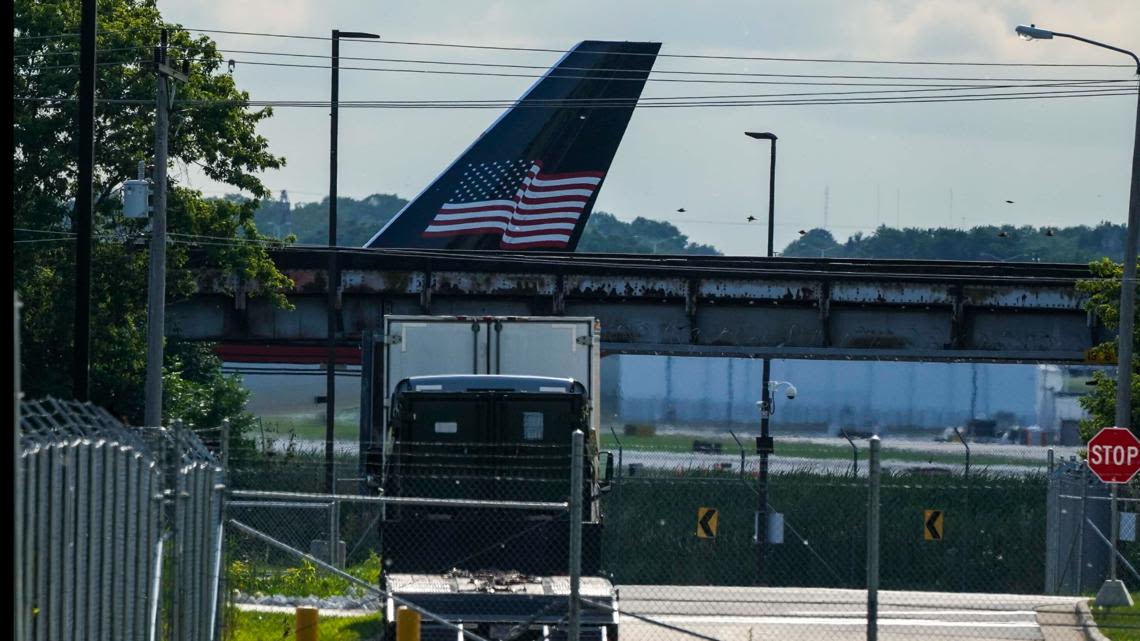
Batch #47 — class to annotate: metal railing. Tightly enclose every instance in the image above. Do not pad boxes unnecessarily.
[16,399,225,641]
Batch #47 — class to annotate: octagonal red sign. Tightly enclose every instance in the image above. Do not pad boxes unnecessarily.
[1088,427,1140,484]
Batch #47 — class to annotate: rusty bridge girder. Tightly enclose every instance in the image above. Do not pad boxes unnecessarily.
[170,248,1106,363]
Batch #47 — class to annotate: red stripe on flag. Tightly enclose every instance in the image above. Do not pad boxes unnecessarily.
[501,228,575,238]
[518,194,590,205]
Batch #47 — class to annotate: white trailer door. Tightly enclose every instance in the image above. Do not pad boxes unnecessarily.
[491,319,593,386]
[384,318,489,404]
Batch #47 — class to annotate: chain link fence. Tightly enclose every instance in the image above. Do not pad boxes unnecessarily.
[16,398,225,641]
[216,427,1116,641]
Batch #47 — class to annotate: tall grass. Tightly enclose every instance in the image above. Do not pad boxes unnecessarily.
[601,470,1051,594]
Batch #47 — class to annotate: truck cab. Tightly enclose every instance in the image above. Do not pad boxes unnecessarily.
[360,317,616,640]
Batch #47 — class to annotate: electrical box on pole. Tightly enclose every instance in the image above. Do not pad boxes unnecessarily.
[122,161,151,219]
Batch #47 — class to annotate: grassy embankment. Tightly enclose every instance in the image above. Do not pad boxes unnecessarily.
[601,470,1049,593]
[252,414,1044,469]
[600,432,1042,467]
[225,608,380,641]
[1092,596,1140,641]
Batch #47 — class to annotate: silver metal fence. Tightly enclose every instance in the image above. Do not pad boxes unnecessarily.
[16,399,225,641]
[1045,458,1124,595]
[220,426,1095,641]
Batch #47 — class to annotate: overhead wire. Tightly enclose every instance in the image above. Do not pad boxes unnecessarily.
[179,27,1134,68]
[17,27,1135,69]
[14,84,1136,111]
[103,45,1135,84]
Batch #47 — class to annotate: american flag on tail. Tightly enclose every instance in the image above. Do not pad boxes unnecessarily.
[421,160,604,249]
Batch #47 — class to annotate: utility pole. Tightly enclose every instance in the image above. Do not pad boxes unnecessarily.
[326,28,341,495]
[72,0,96,401]
[144,30,189,427]
[327,28,380,493]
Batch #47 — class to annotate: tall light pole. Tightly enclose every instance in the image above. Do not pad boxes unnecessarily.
[72,0,96,401]
[1014,25,1138,431]
[1016,23,1140,608]
[327,29,380,494]
[745,130,777,585]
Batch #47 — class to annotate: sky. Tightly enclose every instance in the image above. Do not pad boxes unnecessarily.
[157,0,1140,256]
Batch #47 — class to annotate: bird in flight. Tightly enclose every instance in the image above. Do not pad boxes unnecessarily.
[676,208,686,213]
[746,215,757,222]
[798,229,807,235]
[1005,200,1014,204]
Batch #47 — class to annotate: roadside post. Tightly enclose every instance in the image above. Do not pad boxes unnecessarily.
[396,606,422,641]
[569,430,584,640]
[1087,426,1140,606]
[296,606,319,641]
[866,436,881,641]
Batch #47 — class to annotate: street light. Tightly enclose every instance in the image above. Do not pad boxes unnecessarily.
[745,130,778,585]
[1014,24,1139,441]
[745,132,778,257]
[327,28,380,495]
[1015,23,1140,608]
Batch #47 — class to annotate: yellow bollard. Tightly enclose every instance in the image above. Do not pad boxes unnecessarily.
[296,606,319,641]
[396,606,421,641]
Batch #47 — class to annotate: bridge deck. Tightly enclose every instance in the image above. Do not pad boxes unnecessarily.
[172,248,1106,363]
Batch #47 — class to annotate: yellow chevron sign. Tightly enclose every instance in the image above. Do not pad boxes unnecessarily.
[924,509,944,541]
[697,507,719,539]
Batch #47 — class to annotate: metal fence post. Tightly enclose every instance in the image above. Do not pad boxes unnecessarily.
[866,436,881,641]
[221,419,230,471]
[14,293,24,641]
[569,430,584,641]
[1078,466,1088,593]
[330,497,342,568]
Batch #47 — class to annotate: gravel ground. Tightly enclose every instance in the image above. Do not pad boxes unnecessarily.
[232,590,382,612]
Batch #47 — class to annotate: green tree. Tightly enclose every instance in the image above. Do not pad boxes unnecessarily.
[781,223,1126,262]
[1077,258,1140,440]
[14,0,292,436]
[781,228,840,257]
[577,212,721,254]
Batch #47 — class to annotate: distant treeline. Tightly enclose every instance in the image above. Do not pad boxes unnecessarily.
[250,193,721,255]
[248,192,1126,262]
[783,224,1126,263]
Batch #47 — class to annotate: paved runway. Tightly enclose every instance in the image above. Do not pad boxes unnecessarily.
[615,586,1081,641]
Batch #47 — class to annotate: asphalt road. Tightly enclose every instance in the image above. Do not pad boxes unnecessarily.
[615,586,1081,641]
[234,586,1082,641]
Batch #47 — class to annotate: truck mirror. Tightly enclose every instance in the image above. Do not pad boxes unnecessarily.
[601,451,615,487]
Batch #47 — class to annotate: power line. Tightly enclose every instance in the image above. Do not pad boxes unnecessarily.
[181,27,1133,68]
[11,32,81,41]
[13,46,146,60]
[14,86,1136,111]
[206,57,1137,87]
[23,53,1132,90]
[144,46,1136,83]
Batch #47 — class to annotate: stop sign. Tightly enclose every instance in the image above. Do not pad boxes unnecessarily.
[1088,427,1140,484]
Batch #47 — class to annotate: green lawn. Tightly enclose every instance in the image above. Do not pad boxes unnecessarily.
[225,608,381,641]
[1091,596,1140,641]
[254,413,360,443]
[599,432,1041,467]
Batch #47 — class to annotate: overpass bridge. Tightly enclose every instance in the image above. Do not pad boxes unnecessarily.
[171,248,1106,364]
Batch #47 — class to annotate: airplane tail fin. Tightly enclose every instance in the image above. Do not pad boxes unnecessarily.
[365,40,660,250]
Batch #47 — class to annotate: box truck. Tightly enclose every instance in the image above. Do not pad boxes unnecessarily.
[359,316,617,640]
